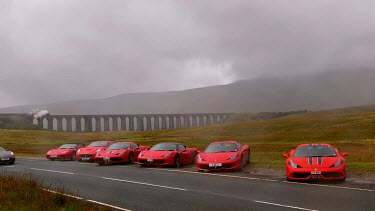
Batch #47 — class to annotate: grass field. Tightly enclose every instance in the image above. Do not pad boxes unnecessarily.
[0,173,110,210]
[1,105,375,173]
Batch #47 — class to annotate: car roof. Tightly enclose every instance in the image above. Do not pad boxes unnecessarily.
[210,140,238,144]
[297,143,332,147]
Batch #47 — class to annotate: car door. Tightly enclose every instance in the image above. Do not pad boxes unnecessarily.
[178,145,190,164]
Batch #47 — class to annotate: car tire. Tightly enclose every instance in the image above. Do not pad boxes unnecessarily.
[239,156,244,172]
[71,152,76,161]
[174,155,180,168]
[128,152,134,164]
[247,149,250,164]
[192,152,197,164]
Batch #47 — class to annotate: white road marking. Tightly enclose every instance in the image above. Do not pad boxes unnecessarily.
[147,168,374,192]
[2,166,15,168]
[147,168,278,182]
[253,200,318,211]
[102,177,188,191]
[86,199,131,211]
[41,188,83,200]
[41,188,131,211]
[30,168,74,175]
[283,181,375,192]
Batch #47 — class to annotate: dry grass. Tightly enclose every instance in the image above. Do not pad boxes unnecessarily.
[0,173,110,210]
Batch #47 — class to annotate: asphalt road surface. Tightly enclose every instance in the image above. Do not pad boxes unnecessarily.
[1,158,374,211]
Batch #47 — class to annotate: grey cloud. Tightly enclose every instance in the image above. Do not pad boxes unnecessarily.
[1,0,375,108]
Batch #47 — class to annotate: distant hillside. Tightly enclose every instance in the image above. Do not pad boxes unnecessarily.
[0,116,40,130]
[0,70,374,114]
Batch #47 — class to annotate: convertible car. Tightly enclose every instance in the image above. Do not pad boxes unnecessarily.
[0,146,15,165]
[196,141,250,172]
[77,140,114,162]
[46,143,85,161]
[283,143,348,181]
[95,142,149,165]
[137,142,198,167]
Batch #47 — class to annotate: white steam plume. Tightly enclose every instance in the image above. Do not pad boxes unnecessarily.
[30,109,49,118]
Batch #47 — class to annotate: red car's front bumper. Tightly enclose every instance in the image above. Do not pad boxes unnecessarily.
[286,166,346,181]
[196,160,241,171]
[77,153,96,162]
[95,155,128,164]
[46,154,72,160]
[137,156,175,166]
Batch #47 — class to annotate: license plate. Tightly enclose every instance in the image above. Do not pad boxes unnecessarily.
[82,157,90,161]
[147,158,153,162]
[311,171,321,175]
[51,155,57,158]
[209,163,222,167]
[1,158,10,161]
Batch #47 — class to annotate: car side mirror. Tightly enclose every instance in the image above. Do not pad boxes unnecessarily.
[342,152,348,157]
[282,154,289,158]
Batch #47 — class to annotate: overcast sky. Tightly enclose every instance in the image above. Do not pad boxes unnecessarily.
[1,0,375,108]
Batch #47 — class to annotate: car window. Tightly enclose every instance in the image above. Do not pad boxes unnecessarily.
[237,143,242,150]
[178,145,186,151]
[132,143,139,149]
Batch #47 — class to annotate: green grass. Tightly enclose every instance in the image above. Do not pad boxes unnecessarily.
[0,173,110,210]
[1,105,375,173]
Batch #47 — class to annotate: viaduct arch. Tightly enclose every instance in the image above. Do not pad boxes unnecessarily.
[34,113,232,132]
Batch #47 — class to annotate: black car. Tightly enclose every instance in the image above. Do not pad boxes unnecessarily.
[0,146,16,164]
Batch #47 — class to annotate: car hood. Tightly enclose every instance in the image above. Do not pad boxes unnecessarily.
[47,149,73,155]
[292,156,340,168]
[78,147,105,154]
[142,150,176,158]
[199,152,238,162]
[0,151,13,158]
[98,149,129,156]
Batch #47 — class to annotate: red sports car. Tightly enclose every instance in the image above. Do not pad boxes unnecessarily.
[46,143,85,161]
[95,142,149,165]
[77,140,114,162]
[283,143,348,181]
[137,142,198,167]
[196,141,250,172]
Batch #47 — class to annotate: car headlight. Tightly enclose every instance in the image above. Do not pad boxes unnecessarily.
[197,154,203,162]
[96,149,101,153]
[139,151,143,157]
[77,149,81,153]
[331,159,342,168]
[229,154,238,160]
[119,150,127,155]
[163,152,173,158]
[288,159,298,168]
[10,152,14,156]
[62,150,68,154]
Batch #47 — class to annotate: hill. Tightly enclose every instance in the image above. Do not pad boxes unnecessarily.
[0,70,374,114]
[1,104,374,173]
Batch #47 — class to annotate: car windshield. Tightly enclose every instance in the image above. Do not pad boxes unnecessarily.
[88,141,108,147]
[58,144,77,149]
[204,143,238,153]
[0,147,5,151]
[107,143,130,150]
[150,143,177,151]
[294,145,337,157]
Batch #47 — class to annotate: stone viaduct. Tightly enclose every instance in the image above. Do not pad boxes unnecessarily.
[34,113,232,132]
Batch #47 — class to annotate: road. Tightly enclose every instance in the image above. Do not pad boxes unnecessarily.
[1,158,374,211]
